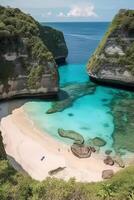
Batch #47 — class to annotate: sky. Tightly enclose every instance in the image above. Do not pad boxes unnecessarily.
[0,0,134,22]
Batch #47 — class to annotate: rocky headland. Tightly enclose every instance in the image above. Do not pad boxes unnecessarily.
[0,6,68,99]
[88,9,134,88]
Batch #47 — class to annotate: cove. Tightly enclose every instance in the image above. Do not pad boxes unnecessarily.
[24,22,134,156]
[23,63,116,153]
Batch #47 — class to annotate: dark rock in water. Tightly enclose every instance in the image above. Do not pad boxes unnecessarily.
[102,170,114,179]
[68,113,74,117]
[102,99,108,102]
[46,82,96,114]
[105,150,112,155]
[103,123,110,128]
[90,146,96,153]
[113,155,125,168]
[71,144,91,158]
[104,156,114,166]
[87,139,100,153]
[58,128,84,145]
[48,167,66,176]
[92,137,106,147]
[88,9,134,89]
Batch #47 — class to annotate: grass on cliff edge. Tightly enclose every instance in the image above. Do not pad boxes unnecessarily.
[87,9,134,73]
[0,159,134,200]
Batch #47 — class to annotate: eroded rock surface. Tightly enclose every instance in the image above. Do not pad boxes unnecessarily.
[58,128,84,145]
[48,167,66,176]
[104,156,114,166]
[102,170,114,179]
[88,9,134,88]
[0,6,68,99]
[92,137,106,147]
[71,144,91,158]
[0,132,7,160]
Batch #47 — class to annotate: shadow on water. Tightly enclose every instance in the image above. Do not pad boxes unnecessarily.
[90,77,134,92]
[0,89,70,120]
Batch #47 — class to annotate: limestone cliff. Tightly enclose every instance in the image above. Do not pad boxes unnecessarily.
[88,9,134,87]
[0,6,68,99]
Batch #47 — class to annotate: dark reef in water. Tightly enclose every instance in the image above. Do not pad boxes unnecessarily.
[68,113,74,117]
[110,91,134,153]
[103,123,110,128]
[58,128,84,145]
[46,82,96,114]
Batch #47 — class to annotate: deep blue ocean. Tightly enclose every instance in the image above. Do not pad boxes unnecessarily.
[45,22,109,63]
[24,22,131,155]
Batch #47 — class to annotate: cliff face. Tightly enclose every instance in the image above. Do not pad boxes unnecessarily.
[42,26,68,64]
[0,132,7,160]
[0,6,68,99]
[88,9,134,87]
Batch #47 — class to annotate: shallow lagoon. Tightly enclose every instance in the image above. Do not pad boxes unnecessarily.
[24,22,134,156]
[24,63,119,153]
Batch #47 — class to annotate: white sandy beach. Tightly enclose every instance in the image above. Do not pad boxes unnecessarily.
[0,106,120,182]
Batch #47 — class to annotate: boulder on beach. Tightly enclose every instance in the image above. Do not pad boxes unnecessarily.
[90,146,96,153]
[71,144,91,158]
[105,150,112,155]
[48,167,66,176]
[102,170,114,179]
[92,137,106,147]
[113,155,125,168]
[58,128,84,145]
[104,156,114,166]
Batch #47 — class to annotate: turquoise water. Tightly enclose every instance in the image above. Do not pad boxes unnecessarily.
[24,22,118,152]
[24,63,118,151]
[59,64,89,85]
[24,22,133,154]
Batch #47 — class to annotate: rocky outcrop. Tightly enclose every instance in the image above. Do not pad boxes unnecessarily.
[71,144,91,158]
[113,155,125,168]
[58,129,84,145]
[46,82,96,114]
[48,167,66,176]
[0,131,7,160]
[88,9,134,88]
[92,137,106,147]
[104,156,114,166]
[42,26,68,64]
[0,6,68,99]
[102,170,114,179]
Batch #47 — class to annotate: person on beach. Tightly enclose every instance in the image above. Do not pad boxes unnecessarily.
[41,156,45,161]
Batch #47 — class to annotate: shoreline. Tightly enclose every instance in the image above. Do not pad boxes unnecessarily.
[0,106,120,182]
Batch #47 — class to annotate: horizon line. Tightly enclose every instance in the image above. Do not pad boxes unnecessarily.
[41,21,111,23]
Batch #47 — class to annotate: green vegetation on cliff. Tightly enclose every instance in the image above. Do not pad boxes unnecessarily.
[88,9,134,81]
[0,6,67,93]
